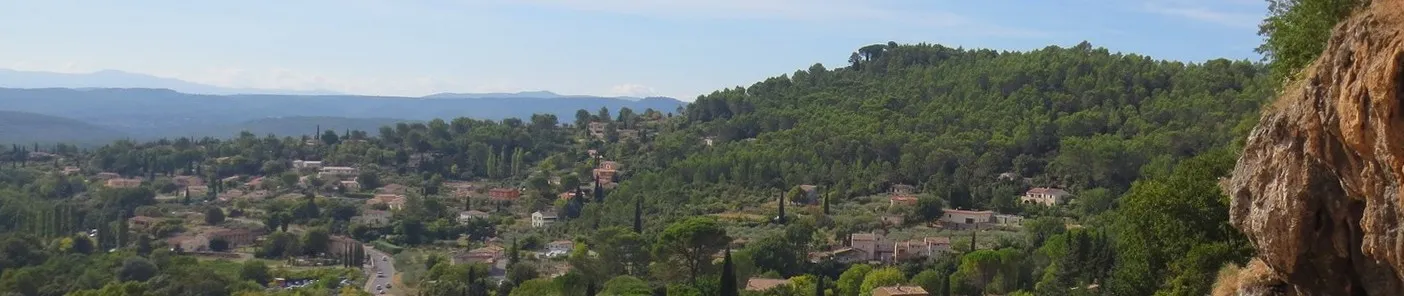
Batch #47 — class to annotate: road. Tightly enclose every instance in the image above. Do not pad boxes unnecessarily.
[363,245,396,295]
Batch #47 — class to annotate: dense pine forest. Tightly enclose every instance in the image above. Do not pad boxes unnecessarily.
[0,1,1361,295]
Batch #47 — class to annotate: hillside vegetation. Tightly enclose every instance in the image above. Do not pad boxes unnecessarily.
[0,110,127,144]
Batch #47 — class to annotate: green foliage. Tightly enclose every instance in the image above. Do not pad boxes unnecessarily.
[117,256,159,282]
[1257,0,1364,81]
[836,264,872,296]
[204,207,225,225]
[601,276,653,296]
[857,267,905,296]
[653,217,730,283]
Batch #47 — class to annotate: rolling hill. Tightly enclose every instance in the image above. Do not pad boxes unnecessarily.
[0,110,129,145]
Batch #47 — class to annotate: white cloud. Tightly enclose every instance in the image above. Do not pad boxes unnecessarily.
[1142,1,1261,28]
[608,83,657,97]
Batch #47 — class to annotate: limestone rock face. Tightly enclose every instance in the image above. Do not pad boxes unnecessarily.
[1226,1,1404,295]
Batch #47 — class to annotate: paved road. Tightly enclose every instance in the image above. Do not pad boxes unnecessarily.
[363,245,396,295]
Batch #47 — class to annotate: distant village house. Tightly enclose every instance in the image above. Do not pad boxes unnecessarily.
[1021,187,1072,206]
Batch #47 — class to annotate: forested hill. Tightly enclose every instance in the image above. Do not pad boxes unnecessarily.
[610,41,1271,217]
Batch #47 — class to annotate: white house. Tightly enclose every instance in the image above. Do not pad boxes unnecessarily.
[458,210,490,223]
[1021,187,1072,206]
[994,214,1025,226]
[546,240,575,257]
[293,160,324,169]
[318,166,359,180]
[531,211,558,228]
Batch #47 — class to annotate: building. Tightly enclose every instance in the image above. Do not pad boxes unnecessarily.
[531,211,558,228]
[105,178,143,188]
[318,166,359,180]
[850,233,893,262]
[891,184,916,195]
[594,161,621,182]
[453,245,505,265]
[339,180,361,191]
[587,122,608,139]
[994,214,1025,225]
[292,160,323,169]
[206,228,258,247]
[941,209,995,225]
[809,248,867,264]
[872,286,929,296]
[458,210,490,223]
[893,237,952,261]
[367,194,407,210]
[446,182,475,198]
[1022,187,1072,206]
[489,188,521,201]
[168,235,211,251]
[95,172,121,180]
[797,185,819,203]
[547,240,575,254]
[558,191,578,200]
[745,278,791,292]
[327,235,358,256]
[61,166,81,175]
[352,210,392,226]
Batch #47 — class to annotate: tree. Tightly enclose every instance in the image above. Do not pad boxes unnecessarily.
[592,227,650,277]
[633,197,644,234]
[913,195,944,222]
[720,248,739,296]
[775,191,787,225]
[910,270,946,296]
[1257,0,1364,80]
[117,256,159,282]
[601,276,652,296]
[321,129,341,145]
[302,227,331,256]
[837,264,873,296]
[858,267,905,296]
[204,207,225,225]
[240,260,273,285]
[653,217,730,284]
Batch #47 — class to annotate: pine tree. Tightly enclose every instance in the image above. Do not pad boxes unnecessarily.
[720,248,739,296]
[633,197,644,234]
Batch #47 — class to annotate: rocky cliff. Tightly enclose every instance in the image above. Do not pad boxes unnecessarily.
[1225,0,1404,295]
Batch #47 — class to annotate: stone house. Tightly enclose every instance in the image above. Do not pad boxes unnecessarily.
[458,210,490,223]
[531,211,558,228]
[318,166,358,180]
[941,209,995,225]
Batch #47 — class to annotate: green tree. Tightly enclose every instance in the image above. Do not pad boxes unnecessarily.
[858,267,905,296]
[836,264,872,296]
[116,256,159,282]
[302,227,331,255]
[1257,0,1364,80]
[204,207,225,225]
[601,276,652,296]
[240,260,273,286]
[720,248,739,296]
[653,217,730,284]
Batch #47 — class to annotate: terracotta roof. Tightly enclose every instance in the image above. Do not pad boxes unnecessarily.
[745,278,791,291]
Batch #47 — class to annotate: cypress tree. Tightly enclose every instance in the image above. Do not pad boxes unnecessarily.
[720,248,738,296]
[509,239,520,265]
[593,176,604,203]
[816,275,825,296]
[822,193,831,215]
[633,197,644,234]
[586,282,597,296]
[776,191,787,225]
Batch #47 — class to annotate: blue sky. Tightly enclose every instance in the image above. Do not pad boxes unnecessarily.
[0,0,1267,100]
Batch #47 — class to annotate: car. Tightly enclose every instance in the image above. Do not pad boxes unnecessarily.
[386,284,392,289]
[376,285,381,290]
[382,257,388,262]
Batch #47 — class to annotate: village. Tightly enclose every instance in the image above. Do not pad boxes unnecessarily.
[47,136,1077,296]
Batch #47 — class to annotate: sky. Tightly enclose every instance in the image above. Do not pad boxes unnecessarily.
[0,0,1268,101]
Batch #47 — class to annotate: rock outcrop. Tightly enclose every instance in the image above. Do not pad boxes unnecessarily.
[1226,0,1404,295]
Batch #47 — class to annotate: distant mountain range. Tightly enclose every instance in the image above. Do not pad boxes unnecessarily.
[0,69,688,144]
[0,69,345,96]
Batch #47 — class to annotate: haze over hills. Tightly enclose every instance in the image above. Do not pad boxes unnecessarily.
[0,86,686,144]
[0,110,129,145]
[0,68,346,96]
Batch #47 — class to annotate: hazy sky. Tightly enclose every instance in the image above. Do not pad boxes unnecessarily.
[0,0,1267,100]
